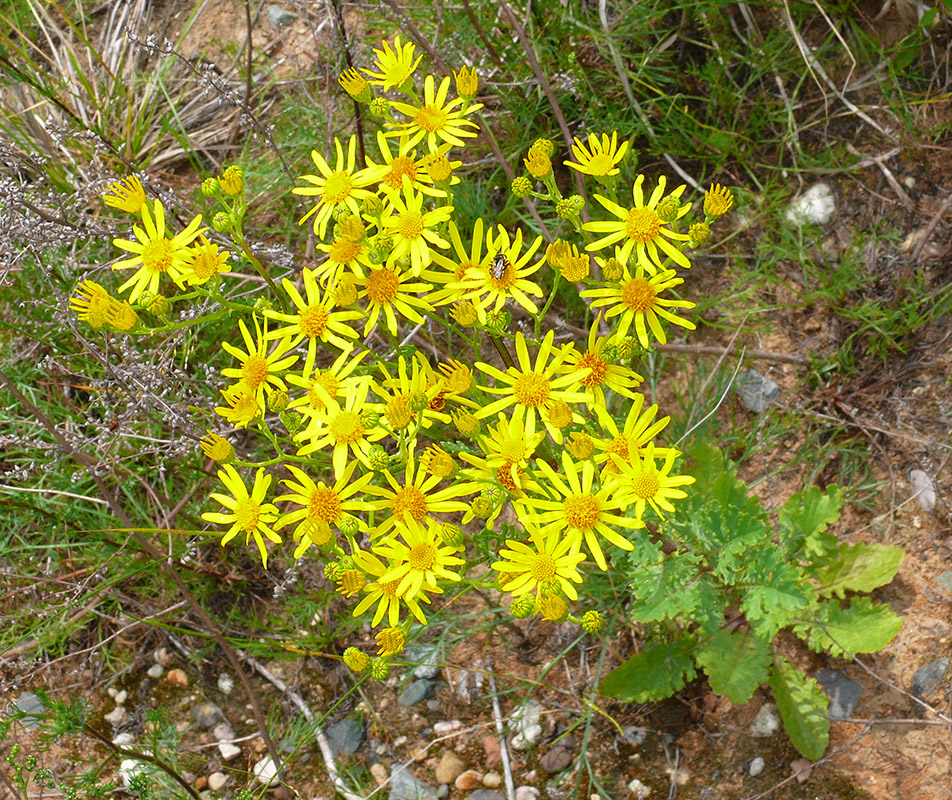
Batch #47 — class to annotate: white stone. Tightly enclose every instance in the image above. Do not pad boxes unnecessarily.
[217,674,235,695]
[113,690,128,706]
[515,787,540,800]
[218,742,242,762]
[784,183,835,226]
[748,756,765,776]
[628,778,652,799]
[433,720,462,736]
[118,759,143,788]
[212,722,235,742]
[104,705,127,726]
[146,664,164,679]
[511,724,542,750]
[112,733,136,748]
[208,772,228,791]
[253,756,279,786]
[748,703,781,737]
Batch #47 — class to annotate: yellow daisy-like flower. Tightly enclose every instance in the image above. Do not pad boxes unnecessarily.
[463,412,546,494]
[369,132,459,199]
[581,263,696,348]
[103,175,146,214]
[453,65,479,99]
[448,225,545,322]
[474,330,591,444]
[376,626,407,656]
[182,235,230,286]
[111,199,205,302]
[704,183,734,217]
[426,218,486,307]
[264,268,361,375]
[379,181,453,275]
[365,457,480,540]
[351,546,438,626]
[521,451,643,571]
[214,383,264,428]
[371,354,451,432]
[353,263,434,336]
[294,379,386,478]
[592,393,678,476]
[221,316,299,400]
[584,175,690,272]
[563,132,629,178]
[338,67,369,100]
[70,279,114,328]
[362,35,422,91]
[491,529,586,600]
[200,431,234,462]
[288,349,369,417]
[387,74,483,153]
[557,315,643,408]
[315,234,375,284]
[293,136,388,240]
[608,442,696,521]
[202,465,281,568]
[372,517,465,601]
[275,461,372,558]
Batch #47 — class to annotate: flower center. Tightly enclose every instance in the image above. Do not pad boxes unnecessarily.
[563,494,601,530]
[366,267,400,304]
[329,409,364,444]
[620,278,657,312]
[608,434,632,463]
[530,553,557,582]
[409,542,437,571]
[141,238,173,273]
[496,438,526,463]
[322,171,353,204]
[384,395,413,429]
[511,371,550,408]
[241,354,269,390]
[191,249,220,280]
[457,260,475,279]
[329,238,362,264]
[338,569,365,596]
[299,305,329,338]
[391,485,428,520]
[307,485,342,522]
[234,498,261,532]
[624,207,661,243]
[397,210,425,240]
[384,156,418,189]
[380,578,401,597]
[577,351,608,387]
[302,519,333,546]
[415,104,448,133]
[496,463,523,494]
[586,153,614,176]
[630,467,661,499]
[228,391,259,424]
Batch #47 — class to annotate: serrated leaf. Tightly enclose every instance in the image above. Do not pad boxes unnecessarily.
[629,552,703,622]
[695,630,770,704]
[779,485,842,557]
[811,542,904,598]
[801,596,903,657]
[768,656,830,761]
[599,637,697,703]
[740,549,813,639]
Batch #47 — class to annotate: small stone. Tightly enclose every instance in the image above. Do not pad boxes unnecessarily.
[253,756,279,786]
[911,658,950,702]
[326,718,365,756]
[208,772,227,791]
[146,664,164,679]
[432,720,462,736]
[212,722,235,742]
[627,779,651,799]
[370,762,388,786]
[217,674,235,695]
[621,725,647,745]
[539,745,573,772]
[735,369,781,413]
[747,756,765,776]
[118,759,143,788]
[112,733,136,748]
[748,703,780,737]
[437,786,449,800]
[218,742,242,762]
[468,792,505,800]
[398,680,441,707]
[482,735,502,768]
[104,705,128,726]
[514,787,540,800]
[785,183,835,226]
[389,764,438,800]
[816,669,862,720]
[114,690,128,706]
[412,648,442,680]
[511,724,542,750]
[267,4,297,28]
[154,647,174,667]
[936,569,952,594]
[192,702,225,729]
[454,769,482,791]
[14,692,44,730]
[435,751,466,785]
[166,668,188,687]
[194,776,208,790]
[483,771,502,787]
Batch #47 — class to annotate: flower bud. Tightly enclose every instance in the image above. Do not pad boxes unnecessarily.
[370,658,390,680]
[450,301,478,327]
[375,626,406,656]
[556,195,585,219]
[212,211,233,232]
[532,138,554,157]
[581,609,604,633]
[200,431,234,462]
[510,594,536,618]
[602,257,624,282]
[367,444,391,471]
[220,165,244,197]
[201,177,221,198]
[511,176,532,197]
[407,390,428,413]
[689,222,710,246]
[343,647,371,673]
[334,276,358,307]
[469,495,493,519]
[339,68,371,102]
[566,431,594,460]
[524,148,551,179]
[453,65,479,99]
[269,390,289,412]
[704,183,734,217]
[369,97,390,117]
[485,309,511,336]
[453,410,479,436]
[539,594,568,622]
[656,194,681,223]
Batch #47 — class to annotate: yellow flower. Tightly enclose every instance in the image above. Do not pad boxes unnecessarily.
[372,517,465,601]
[202,465,281,568]
[368,132,459,198]
[704,183,734,217]
[339,67,370,99]
[275,461,372,558]
[557,315,643,408]
[263,267,360,375]
[387,74,482,153]
[524,146,551,179]
[70,279,113,328]
[379,181,453,275]
[371,354,451,432]
[608,442,695,521]
[182,235,230,286]
[491,529,586,600]
[447,225,545,322]
[200,431,234,462]
[315,235,375,284]
[426,218,486,307]
[564,132,629,178]
[375,626,407,656]
[293,136,387,240]
[584,175,690,273]
[521,452,643,571]
[351,546,438,626]
[106,300,138,331]
[453,65,479,99]
[214,383,264,428]
[592,392,677,475]
[220,316,299,400]
[354,263,434,337]
[219,166,244,197]
[362,35,422,91]
[581,263,696,348]
[288,348,368,413]
[474,331,592,444]
[103,175,146,214]
[111,199,205,301]
[461,412,545,495]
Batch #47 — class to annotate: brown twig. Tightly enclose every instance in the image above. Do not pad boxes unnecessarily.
[330,0,366,165]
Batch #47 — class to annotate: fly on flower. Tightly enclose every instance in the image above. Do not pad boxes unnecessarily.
[490,253,510,281]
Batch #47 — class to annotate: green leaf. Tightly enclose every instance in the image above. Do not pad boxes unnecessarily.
[768,656,830,761]
[740,548,813,639]
[810,542,904,598]
[599,637,697,703]
[779,485,842,557]
[629,552,703,623]
[920,6,938,26]
[695,630,770,704]
[800,597,903,658]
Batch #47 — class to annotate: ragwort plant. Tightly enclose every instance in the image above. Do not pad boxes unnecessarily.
[66,36,902,762]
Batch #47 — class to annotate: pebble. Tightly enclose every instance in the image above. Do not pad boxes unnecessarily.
[213,722,235,742]
[747,756,765,776]
[267,4,297,28]
[104,705,128,726]
[515,787,540,800]
[118,759,143,788]
[481,735,502,768]
[454,769,482,791]
[621,726,647,745]
[194,776,208,790]
[816,669,862,720]
[153,647,173,667]
[735,369,781,413]
[748,703,780,737]
[912,659,949,702]
[218,742,242,762]
[325,718,365,756]
[192,702,225,729]
[435,751,466,785]
[146,664,164,679]
[539,745,573,772]
[217,674,235,695]
[512,725,542,750]
[627,779,651,799]
[388,764,438,800]
[785,183,835,226]
[398,679,441,707]
[412,648,442,680]
[15,692,44,730]
[510,699,543,749]
[208,772,227,791]
[468,792,505,800]
[253,756,279,787]
[114,690,128,706]
[166,669,188,687]
[433,720,462,736]
[483,772,502,788]
[370,762,388,786]
[112,733,136,748]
